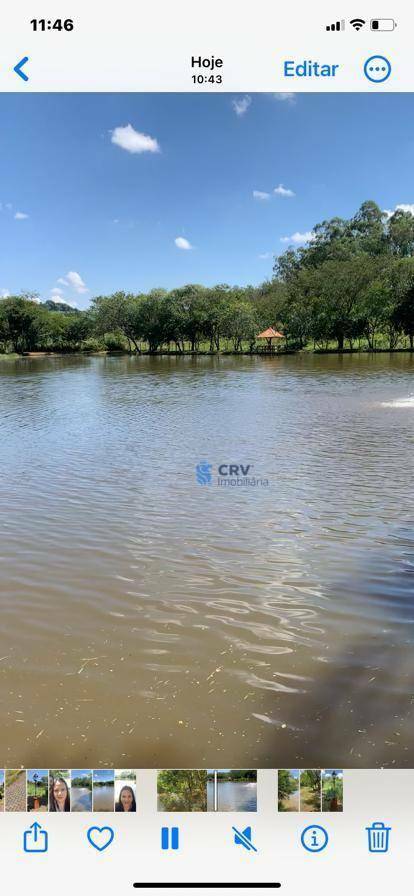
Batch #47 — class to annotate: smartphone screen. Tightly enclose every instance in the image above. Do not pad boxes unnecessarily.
[0,2,409,892]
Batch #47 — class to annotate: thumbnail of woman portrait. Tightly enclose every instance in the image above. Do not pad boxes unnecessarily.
[115,785,136,812]
[49,776,70,812]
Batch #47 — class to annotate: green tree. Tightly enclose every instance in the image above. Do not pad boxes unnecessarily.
[0,295,45,353]
[393,280,414,349]
[222,296,258,351]
[348,200,387,256]
[168,284,209,351]
[278,770,297,810]
[202,285,231,352]
[300,769,321,791]
[388,209,414,257]
[92,291,144,352]
[65,312,94,349]
[138,289,169,353]
[158,770,207,811]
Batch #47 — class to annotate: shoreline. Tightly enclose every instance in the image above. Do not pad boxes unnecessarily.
[1,347,414,359]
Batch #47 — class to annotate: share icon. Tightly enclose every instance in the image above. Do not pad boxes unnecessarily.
[232,825,258,852]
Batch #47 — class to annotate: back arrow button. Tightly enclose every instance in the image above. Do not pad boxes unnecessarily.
[14,56,29,81]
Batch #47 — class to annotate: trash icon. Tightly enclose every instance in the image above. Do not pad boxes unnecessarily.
[366,822,391,853]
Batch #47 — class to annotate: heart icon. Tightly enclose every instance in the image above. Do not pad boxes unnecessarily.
[87,826,115,852]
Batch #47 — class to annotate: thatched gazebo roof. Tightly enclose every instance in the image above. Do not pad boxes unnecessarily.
[256,327,284,339]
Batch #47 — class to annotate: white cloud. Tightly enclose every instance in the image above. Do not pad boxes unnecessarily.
[384,203,414,218]
[57,271,88,294]
[280,230,315,245]
[50,284,77,307]
[274,183,295,198]
[232,95,252,116]
[175,237,193,250]
[274,93,296,104]
[66,271,88,293]
[254,185,295,201]
[259,252,272,260]
[111,123,160,154]
[253,190,271,201]
[2,203,30,220]
[0,288,10,298]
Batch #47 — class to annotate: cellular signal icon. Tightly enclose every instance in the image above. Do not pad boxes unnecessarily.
[350,18,366,30]
[326,19,345,31]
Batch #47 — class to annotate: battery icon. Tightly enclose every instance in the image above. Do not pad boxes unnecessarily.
[370,19,397,30]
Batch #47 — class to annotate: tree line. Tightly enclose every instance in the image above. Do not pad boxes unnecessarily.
[206,769,256,782]
[2,201,414,355]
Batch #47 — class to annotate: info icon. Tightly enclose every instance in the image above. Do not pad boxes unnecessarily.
[363,55,391,83]
[301,824,329,853]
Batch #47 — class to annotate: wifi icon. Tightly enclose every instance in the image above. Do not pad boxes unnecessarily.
[350,18,366,30]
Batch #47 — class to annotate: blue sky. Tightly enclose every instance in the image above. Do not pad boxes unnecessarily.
[27,769,48,782]
[93,769,114,783]
[0,92,413,308]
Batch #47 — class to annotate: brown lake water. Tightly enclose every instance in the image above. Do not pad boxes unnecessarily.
[93,784,115,812]
[0,353,414,768]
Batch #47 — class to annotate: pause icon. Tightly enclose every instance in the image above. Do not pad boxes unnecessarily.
[161,827,180,850]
